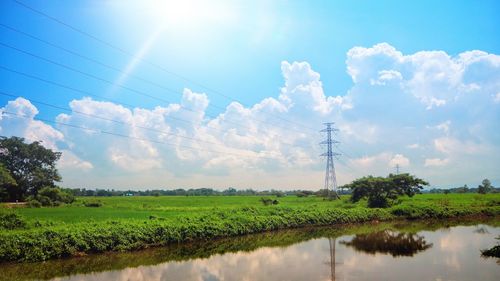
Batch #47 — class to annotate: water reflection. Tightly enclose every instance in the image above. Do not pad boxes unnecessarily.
[0,218,499,281]
[339,230,433,257]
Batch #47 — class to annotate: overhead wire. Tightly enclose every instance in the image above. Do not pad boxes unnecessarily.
[0,63,320,150]
[9,0,318,132]
[0,110,292,161]
[0,40,312,135]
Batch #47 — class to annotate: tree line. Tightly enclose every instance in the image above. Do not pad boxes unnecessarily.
[0,136,496,208]
[68,188,296,197]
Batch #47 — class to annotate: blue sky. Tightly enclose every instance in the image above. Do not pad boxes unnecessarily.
[0,0,499,189]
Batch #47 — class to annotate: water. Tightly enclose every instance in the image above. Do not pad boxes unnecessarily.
[1,219,499,281]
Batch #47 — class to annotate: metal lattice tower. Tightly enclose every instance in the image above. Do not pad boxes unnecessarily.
[320,122,340,198]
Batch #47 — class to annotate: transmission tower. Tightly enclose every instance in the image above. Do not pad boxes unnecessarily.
[320,122,340,198]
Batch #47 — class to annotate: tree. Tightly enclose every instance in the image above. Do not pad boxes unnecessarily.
[478,179,492,194]
[344,173,428,208]
[0,136,62,201]
[28,186,75,207]
[0,163,17,201]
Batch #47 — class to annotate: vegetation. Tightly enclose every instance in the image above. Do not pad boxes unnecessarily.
[0,218,495,281]
[0,136,498,264]
[0,163,17,202]
[481,236,500,258]
[0,193,498,262]
[478,179,493,194]
[27,186,75,207]
[0,212,27,230]
[0,136,61,202]
[343,173,428,208]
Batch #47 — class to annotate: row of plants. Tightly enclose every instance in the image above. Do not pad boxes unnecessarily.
[2,218,494,281]
[1,203,498,262]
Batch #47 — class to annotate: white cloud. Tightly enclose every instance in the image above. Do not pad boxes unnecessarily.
[407,143,420,149]
[58,150,94,171]
[1,43,499,189]
[370,70,403,86]
[424,158,449,167]
[0,97,64,150]
[389,154,410,167]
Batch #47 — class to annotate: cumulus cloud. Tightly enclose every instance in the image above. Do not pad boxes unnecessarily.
[58,150,94,171]
[1,43,499,188]
[389,154,410,168]
[0,97,64,150]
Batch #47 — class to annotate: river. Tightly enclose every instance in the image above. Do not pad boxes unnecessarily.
[1,218,499,281]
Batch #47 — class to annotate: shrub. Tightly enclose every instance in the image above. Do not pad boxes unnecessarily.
[0,212,27,229]
[83,200,102,207]
[27,187,75,207]
[27,198,42,208]
[261,198,278,206]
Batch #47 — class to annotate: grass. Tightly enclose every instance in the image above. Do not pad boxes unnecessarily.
[2,217,497,281]
[0,193,499,262]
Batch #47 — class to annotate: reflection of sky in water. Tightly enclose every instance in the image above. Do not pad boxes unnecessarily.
[53,225,500,281]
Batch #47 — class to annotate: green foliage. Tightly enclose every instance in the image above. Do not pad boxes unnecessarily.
[0,136,62,201]
[27,187,75,207]
[83,200,102,207]
[296,191,314,197]
[0,212,27,230]
[0,163,17,202]
[345,173,428,208]
[260,198,279,206]
[0,194,498,262]
[27,199,42,208]
[478,179,492,194]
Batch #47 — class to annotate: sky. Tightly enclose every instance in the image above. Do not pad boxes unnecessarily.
[0,0,499,190]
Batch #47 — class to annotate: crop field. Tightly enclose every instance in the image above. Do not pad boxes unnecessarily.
[1,193,499,262]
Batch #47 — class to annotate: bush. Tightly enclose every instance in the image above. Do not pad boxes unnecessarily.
[261,198,279,206]
[27,199,42,208]
[0,213,27,229]
[28,187,75,207]
[83,200,102,207]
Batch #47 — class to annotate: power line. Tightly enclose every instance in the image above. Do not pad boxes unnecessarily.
[0,23,289,131]
[0,90,236,149]
[0,90,321,160]
[0,110,291,161]
[0,65,315,150]
[0,40,309,135]
[0,64,234,135]
[0,22,305,135]
[10,0,317,132]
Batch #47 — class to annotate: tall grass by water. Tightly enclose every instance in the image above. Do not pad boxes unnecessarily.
[0,194,499,262]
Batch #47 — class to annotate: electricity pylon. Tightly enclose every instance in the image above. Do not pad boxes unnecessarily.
[320,122,340,199]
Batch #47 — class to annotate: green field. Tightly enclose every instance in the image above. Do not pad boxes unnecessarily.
[1,193,499,262]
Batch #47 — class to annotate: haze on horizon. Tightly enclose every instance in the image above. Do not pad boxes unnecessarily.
[0,0,499,190]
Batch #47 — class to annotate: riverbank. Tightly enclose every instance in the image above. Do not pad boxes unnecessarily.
[1,217,499,281]
[1,194,499,262]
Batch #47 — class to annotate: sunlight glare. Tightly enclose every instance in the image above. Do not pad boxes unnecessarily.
[144,0,233,31]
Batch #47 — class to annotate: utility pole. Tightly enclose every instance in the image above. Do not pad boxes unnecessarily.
[320,122,340,199]
[395,164,400,175]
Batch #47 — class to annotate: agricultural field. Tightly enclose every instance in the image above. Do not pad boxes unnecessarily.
[1,193,499,262]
